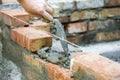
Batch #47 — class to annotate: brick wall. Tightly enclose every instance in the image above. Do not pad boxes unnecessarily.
[0,0,120,80]
[52,0,120,44]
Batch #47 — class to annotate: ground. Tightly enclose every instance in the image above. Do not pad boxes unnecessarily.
[0,40,120,80]
[0,59,26,80]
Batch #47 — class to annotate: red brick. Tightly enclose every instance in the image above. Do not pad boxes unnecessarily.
[59,13,69,23]
[30,21,50,32]
[45,63,74,80]
[22,53,32,66]
[0,9,30,26]
[105,0,120,6]
[71,52,87,58]
[66,22,87,33]
[11,27,52,52]
[22,52,74,80]
[71,53,120,80]
[22,53,46,74]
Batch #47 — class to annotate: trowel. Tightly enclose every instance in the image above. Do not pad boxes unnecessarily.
[53,19,69,55]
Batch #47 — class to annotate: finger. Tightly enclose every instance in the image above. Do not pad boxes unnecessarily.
[46,5,54,15]
[46,2,54,14]
[29,12,42,18]
[40,10,53,21]
[46,2,51,7]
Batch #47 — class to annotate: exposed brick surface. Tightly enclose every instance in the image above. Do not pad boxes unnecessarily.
[0,9,30,26]
[49,0,104,11]
[67,36,80,44]
[77,0,104,9]
[66,22,87,33]
[88,19,120,31]
[70,10,97,21]
[46,63,74,80]
[105,0,120,7]
[99,8,120,18]
[23,53,74,80]
[11,27,52,52]
[96,30,120,42]
[59,13,69,23]
[30,21,50,32]
[22,66,42,80]
[71,53,120,80]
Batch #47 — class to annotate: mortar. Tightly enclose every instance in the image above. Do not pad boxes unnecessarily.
[37,39,82,68]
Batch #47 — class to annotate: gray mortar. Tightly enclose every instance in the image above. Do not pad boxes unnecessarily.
[38,39,82,68]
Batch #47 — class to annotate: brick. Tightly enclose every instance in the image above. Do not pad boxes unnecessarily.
[11,27,52,52]
[48,0,74,10]
[89,20,104,31]
[22,53,46,73]
[96,30,120,42]
[67,36,80,44]
[70,10,97,21]
[22,52,74,80]
[49,0,104,10]
[22,66,41,80]
[48,0,74,17]
[45,63,74,80]
[66,22,87,33]
[105,0,120,7]
[99,8,120,18]
[77,0,104,9]
[88,19,120,31]
[59,13,69,23]
[23,53,33,66]
[71,53,120,80]
[0,9,30,26]
[67,34,90,44]
[30,21,50,32]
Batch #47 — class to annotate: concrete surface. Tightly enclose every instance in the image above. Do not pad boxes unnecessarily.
[80,40,120,63]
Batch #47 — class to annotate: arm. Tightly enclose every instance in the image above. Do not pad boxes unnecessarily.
[17,0,54,21]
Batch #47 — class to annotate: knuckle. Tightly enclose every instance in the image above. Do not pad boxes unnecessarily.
[39,9,45,14]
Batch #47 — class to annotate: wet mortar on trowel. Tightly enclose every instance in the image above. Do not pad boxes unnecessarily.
[37,39,82,69]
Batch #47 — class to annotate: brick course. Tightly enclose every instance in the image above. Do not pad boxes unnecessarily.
[71,53,120,80]
[11,27,52,52]
[0,9,30,26]
[66,22,87,33]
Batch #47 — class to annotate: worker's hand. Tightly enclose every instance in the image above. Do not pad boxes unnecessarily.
[18,0,54,21]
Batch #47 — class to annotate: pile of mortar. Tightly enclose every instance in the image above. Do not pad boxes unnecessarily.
[37,39,82,69]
